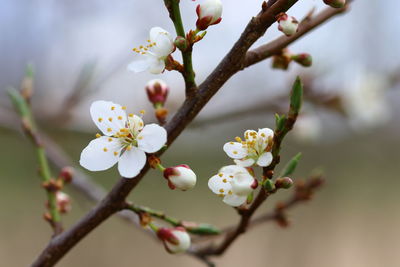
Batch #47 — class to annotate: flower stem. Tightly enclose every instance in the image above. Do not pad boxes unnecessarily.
[156,163,166,172]
[165,0,197,95]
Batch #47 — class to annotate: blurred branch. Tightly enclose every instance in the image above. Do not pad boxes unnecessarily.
[244,4,349,69]
[31,1,350,266]
[51,61,97,125]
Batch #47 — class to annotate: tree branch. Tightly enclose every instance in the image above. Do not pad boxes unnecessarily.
[31,1,349,266]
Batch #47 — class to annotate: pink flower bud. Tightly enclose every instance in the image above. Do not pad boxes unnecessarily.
[145,79,169,106]
[292,53,313,67]
[163,165,197,191]
[56,191,71,213]
[196,0,223,31]
[323,0,346,8]
[157,227,191,254]
[277,13,299,36]
[59,166,74,183]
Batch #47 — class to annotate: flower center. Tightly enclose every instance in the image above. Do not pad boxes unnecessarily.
[132,40,157,55]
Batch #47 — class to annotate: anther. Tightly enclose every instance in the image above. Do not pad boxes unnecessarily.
[98,118,103,122]
[108,117,113,122]
[96,133,101,138]
[103,147,108,152]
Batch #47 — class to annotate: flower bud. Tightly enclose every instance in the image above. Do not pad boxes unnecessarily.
[59,166,74,183]
[323,0,346,8]
[196,0,223,31]
[174,36,189,51]
[277,13,299,36]
[292,53,313,67]
[163,165,197,191]
[56,191,71,213]
[263,179,276,192]
[275,177,294,189]
[157,227,191,254]
[145,79,169,106]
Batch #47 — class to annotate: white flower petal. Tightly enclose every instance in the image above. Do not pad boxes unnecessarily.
[150,27,174,57]
[258,128,274,141]
[223,142,248,159]
[137,124,167,153]
[257,152,273,167]
[90,101,127,136]
[148,57,166,74]
[219,165,248,175]
[223,194,247,207]
[231,172,255,196]
[80,136,122,171]
[117,147,146,178]
[127,60,150,73]
[234,158,255,167]
[208,174,233,195]
[128,115,144,135]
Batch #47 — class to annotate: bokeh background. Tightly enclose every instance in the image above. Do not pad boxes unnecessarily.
[1,0,400,266]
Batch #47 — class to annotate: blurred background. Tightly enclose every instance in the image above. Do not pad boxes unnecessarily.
[1,0,399,266]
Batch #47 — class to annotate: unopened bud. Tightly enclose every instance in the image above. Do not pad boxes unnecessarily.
[277,13,299,36]
[275,177,294,189]
[59,166,74,183]
[56,191,71,213]
[174,36,189,51]
[42,179,62,192]
[163,165,197,191]
[196,0,223,31]
[323,0,346,8]
[292,53,313,67]
[157,227,191,254]
[145,79,169,106]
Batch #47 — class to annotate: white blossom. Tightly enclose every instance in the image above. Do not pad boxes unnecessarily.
[342,70,390,129]
[223,128,274,168]
[80,101,167,178]
[128,27,175,74]
[208,165,257,207]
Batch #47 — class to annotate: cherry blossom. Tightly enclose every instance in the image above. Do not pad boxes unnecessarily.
[223,128,274,168]
[80,101,167,178]
[208,165,258,207]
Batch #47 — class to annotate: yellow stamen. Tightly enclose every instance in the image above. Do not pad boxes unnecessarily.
[118,116,123,120]
[108,117,113,122]
[96,133,101,138]
[114,151,118,156]
[98,118,103,122]
[219,189,224,193]
[111,106,115,111]
[122,106,127,110]
[107,128,112,132]
[103,147,108,152]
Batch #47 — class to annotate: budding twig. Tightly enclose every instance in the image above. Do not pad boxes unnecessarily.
[164,0,197,95]
[8,84,63,235]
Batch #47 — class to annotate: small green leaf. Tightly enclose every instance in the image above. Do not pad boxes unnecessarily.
[263,179,276,192]
[289,76,303,116]
[279,152,302,178]
[275,113,287,131]
[7,88,30,118]
[187,223,220,235]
